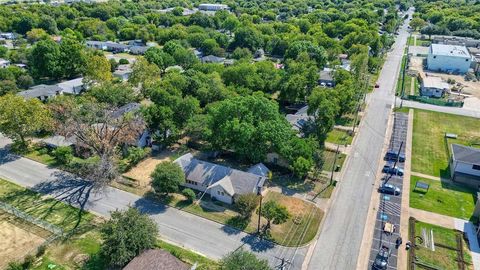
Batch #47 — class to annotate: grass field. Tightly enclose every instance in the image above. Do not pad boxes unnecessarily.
[410,176,477,220]
[320,150,346,172]
[412,221,472,269]
[0,179,94,232]
[411,109,480,177]
[326,129,353,145]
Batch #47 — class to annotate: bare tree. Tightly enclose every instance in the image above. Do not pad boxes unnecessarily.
[49,97,144,187]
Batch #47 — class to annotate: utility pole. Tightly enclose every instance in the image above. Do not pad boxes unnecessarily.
[257,186,263,236]
[400,32,412,108]
[330,143,340,185]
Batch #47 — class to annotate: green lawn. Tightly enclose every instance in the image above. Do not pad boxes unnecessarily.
[412,221,472,269]
[410,176,476,220]
[326,129,353,145]
[25,146,57,167]
[320,150,346,172]
[411,109,480,177]
[396,54,407,95]
[0,179,94,232]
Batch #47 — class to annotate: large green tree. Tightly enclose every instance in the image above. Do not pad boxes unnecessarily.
[308,87,340,143]
[28,39,61,79]
[260,200,290,229]
[0,94,51,149]
[100,207,158,267]
[151,161,185,195]
[205,93,293,163]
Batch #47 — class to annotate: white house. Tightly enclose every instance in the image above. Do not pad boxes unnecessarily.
[113,65,133,81]
[0,58,10,68]
[450,144,480,188]
[57,77,85,95]
[427,44,472,74]
[174,153,267,204]
[420,76,450,98]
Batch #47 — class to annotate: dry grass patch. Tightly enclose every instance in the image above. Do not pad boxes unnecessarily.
[0,213,48,269]
[249,191,323,246]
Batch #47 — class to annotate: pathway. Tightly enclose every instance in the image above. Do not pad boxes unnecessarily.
[397,99,480,118]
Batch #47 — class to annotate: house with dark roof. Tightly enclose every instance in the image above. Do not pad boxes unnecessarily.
[285,105,314,137]
[123,249,190,270]
[17,84,63,101]
[112,103,151,148]
[174,153,267,204]
[201,55,225,64]
[450,144,480,188]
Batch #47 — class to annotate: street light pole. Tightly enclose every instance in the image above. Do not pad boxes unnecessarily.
[330,143,340,185]
[257,186,263,235]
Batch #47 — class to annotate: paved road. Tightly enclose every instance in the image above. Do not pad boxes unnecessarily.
[306,11,413,270]
[0,138,307,269]
[396,99,480,118]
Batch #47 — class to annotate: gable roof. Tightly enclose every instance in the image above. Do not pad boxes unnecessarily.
[123,249,189,270]
[18,84,63,99]
[247,163,270,177]
[201,55,225,63]
[452,144,480,165]
[174,153,266,196]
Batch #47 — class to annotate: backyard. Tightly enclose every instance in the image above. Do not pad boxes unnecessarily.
[409,176,477,220]
[410,220,472,270]
[411,109,480,177]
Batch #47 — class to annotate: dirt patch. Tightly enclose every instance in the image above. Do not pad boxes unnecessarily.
[0,218,47,268]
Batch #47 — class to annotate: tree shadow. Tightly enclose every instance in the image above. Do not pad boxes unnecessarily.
[31,171,95,232]
[0,143,21,165]
[132,196,167,215]
[240,233,275,252]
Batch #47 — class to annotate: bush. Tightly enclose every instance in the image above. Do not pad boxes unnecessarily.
[119,58,129,65]
[235,193,259,218]
[126,147,150,166]
[6,262,22,270]
[182,188,196,202]
[52,146,73,165]
[22,255,35,269]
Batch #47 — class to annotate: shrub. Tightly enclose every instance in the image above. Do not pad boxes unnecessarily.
[126,147,150,166]
[52,146,73,165]
[235,193,259,218]
[182,188,196,202]
[118,58,129,65]
[6,262,22,270]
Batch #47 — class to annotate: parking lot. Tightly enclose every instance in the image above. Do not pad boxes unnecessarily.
[368,112,408,270]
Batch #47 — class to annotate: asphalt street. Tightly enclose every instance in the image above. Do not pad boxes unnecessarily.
[0,137,307,269]
[306,11,413,270]
[396,99,480,118]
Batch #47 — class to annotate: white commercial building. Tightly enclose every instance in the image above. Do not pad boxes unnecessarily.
[420,76,450,98]
[198,3,229,11]
[427,44,472,74]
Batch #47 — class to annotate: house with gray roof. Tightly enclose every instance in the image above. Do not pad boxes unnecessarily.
[57,77,85,95]
[285,105,314,137]
[17,84,63,101]
[174,153,267,204]
[450,144,480,188]
[201,55,225,64]
[112,103,151,148]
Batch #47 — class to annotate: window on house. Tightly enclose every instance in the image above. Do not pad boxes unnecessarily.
[473,164,480,170]
[433,56,436,58]
[221,192,225,196]
[466,59,469,62]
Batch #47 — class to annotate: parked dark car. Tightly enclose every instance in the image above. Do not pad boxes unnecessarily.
[373,246,391,270]
[382,164,404,176]
[379,183,401,195]
[384,150,405,162]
